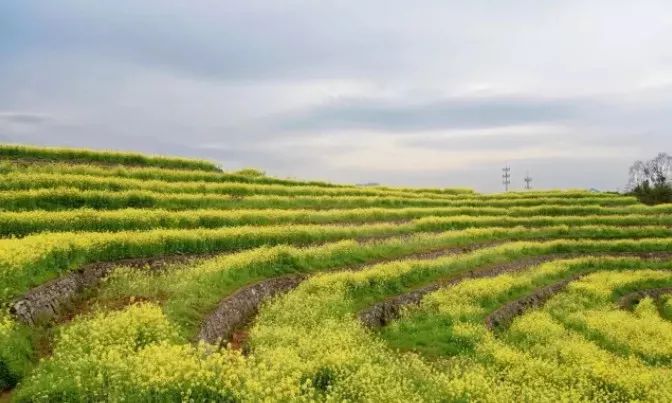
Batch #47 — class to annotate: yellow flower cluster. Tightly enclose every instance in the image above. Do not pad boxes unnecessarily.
[0,314,13,340]
[15,303,245,401]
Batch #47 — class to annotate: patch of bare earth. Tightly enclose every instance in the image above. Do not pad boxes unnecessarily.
[0,389,12,403]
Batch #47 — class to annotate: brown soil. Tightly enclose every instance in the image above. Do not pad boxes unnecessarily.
[228,329,250,352]
[33,329,55,359]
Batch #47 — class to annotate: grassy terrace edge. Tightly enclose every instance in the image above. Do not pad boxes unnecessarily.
[1,161,476,194]
[0,144,221,172]
[0,204,670,237]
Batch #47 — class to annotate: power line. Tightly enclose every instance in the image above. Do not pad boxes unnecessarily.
[502,166,511,192]
[524,171,533,190]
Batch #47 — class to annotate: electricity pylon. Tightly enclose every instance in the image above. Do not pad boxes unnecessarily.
[524,171,533,190]
[502,166,511,192]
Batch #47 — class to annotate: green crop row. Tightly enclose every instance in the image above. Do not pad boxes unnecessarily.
[0,144,220,172]
[1,205,671,237]
[0,222,409,304]
[382,258,672,357]
[0,172,621,202]
[1,161,475,194]
[2,215,672,304]
[0,172,479,200]
[0,188,640,212]
[413,214,672,231]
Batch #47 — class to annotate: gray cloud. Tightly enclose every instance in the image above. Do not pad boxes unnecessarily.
[403,131,558,151]
[1,0,672,191]
[0,1,397,81]
[0,112,51,125]
[278,96,585,132]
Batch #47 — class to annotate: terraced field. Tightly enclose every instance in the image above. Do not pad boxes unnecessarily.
[1,144,672,402]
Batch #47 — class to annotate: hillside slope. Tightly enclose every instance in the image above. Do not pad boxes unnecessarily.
[1,145,671,402]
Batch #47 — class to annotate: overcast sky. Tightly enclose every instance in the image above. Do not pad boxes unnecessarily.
[1,1,671,191]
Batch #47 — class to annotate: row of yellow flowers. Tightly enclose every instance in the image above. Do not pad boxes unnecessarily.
[1,204,672,237]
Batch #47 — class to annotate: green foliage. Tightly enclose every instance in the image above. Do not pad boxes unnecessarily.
[232,168,266,177]
[0,187,639,212]
[2,205,672,237]
[0,317,33,392]
[0,144,220,172]
[630,182,672,205]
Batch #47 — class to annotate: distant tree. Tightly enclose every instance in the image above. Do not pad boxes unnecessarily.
[627,153,672,204]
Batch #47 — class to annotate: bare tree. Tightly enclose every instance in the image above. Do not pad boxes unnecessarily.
[627,153,672,191]
[627,153,672,205]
